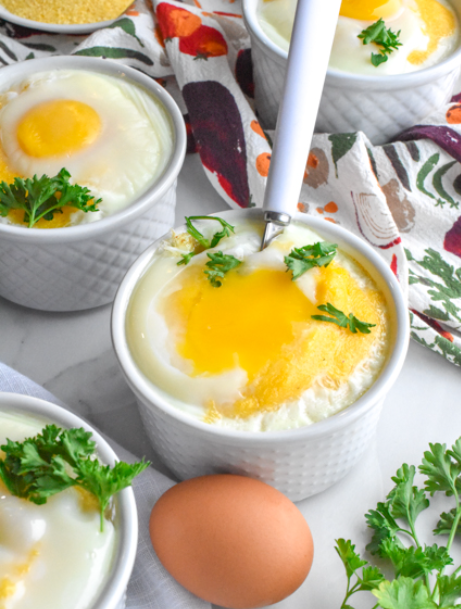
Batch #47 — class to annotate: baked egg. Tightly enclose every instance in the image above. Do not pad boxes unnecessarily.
[0,411,115,609]
[125,219,390,432]
[0,70,174,228]
[258,0,459,75]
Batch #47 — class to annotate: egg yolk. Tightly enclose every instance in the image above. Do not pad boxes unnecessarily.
[340,0,402,20]
[16,99,101,158]
[408,0,456,65]
[163,263,387,419]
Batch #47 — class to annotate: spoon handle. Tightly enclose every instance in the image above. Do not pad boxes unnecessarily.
[262,0,342,219]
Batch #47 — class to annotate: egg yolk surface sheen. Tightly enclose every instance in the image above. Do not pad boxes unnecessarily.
[163,263,386,419]
[339,0,402,20]
[16,99,101,158]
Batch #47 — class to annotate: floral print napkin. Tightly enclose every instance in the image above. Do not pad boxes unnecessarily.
[1,0,461,365]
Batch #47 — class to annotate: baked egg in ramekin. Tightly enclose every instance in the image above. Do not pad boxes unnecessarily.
[111,209,409,501]
[0,56,186,312]
[0,392,138,609]
[244,0,461,144]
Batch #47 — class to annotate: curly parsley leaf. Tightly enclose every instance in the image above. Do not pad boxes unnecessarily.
[204,251,241,287]
[177,216,236,265]
[358,18,402,67]
[0,168,101,228]
[284,241,337,280]
[0,425,150,531]
[311,302,376,334]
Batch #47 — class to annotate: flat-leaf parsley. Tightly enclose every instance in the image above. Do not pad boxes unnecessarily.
[358,18,402,67]
[336,437,461,608]
[312,302,376,334]
[284,241,338,280]
[0,425,149,531]
[0,168,101,228]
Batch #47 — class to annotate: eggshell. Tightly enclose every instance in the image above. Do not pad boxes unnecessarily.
[149,474,314,608]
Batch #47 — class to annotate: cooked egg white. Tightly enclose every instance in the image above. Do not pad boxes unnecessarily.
[0,70,174,228]
[258,0,459,75]
[126,220,390,432]
[0,411,116,609]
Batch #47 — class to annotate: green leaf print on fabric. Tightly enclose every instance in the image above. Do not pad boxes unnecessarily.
[416,153,445,206]
[74,47,153,65]
[407,248,461,323]
[23,43,57,52]
[329,133,357,178]
[106,18,144,47]
[433,161,459,209]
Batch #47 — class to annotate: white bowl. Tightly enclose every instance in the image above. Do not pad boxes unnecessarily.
[243,0,461,145]
[111,209,409,501]
[0,6,122,34]
[0,56,186,312]
[0,391,138,609]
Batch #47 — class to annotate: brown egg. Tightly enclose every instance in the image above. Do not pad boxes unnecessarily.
[149,474,314,608]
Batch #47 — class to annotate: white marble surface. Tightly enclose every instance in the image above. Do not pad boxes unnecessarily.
[1,152,461,609]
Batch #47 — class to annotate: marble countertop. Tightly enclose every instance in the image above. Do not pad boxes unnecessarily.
[2,152,461,609]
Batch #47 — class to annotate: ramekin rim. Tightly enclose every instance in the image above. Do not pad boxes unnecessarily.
[242,0,461,89]
[0,56,187,244]
[0,391,138,609]
[111,208,410,443]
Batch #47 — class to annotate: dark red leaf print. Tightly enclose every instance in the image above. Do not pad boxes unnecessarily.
[182,80,250,207]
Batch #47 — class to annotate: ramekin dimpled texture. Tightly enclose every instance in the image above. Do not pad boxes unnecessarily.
[0,184,176,312]
[136,394,384,502]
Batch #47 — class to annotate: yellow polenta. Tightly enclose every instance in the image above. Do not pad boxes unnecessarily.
[0,0,133,25]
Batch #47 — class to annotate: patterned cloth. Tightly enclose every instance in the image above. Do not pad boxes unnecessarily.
[0,362,210,609]
[1,1,461,365]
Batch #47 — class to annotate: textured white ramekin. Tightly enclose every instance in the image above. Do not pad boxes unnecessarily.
[111,209,409,501]
[0,56,186,311]
[0,392,138,609]
[243,0,461,145]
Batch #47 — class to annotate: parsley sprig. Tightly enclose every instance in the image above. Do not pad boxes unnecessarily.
[358,18,402,67]
[312,302,376,334]
[0,425,149,531]
[177,216,236,266]
[205,251,241,287]
[284,241,338,280]
[336,437,461,608]
[0,168,101,228]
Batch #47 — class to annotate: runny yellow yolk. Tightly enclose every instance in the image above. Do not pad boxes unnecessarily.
[16,99,101,158]
[162,263,387,420]
[340,0,402,20]
[408,0,456,65]
[1,99,100,228]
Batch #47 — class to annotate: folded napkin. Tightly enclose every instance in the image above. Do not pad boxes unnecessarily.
[1,1,461,366]
[0,362,211,609]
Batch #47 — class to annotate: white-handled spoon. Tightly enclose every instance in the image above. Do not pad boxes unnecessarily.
[261,0,342,248]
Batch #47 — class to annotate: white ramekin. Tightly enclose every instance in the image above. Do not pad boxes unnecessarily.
[243,0,461,145]
[111,209,409,501]
[0,391,138,609]
[0,56,186,312]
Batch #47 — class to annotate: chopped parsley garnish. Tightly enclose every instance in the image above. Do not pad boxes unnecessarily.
[0,168,101,228]
[357,18,402,67]
[284,241,338,280]
[177,215,236,265]
[205,251,241,287]
[311,302,376,334]
[0,425,149,531]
